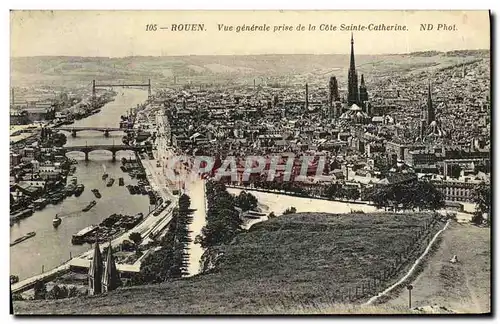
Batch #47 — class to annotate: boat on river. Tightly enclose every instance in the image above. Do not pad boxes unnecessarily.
[50,193,64,204]
[10,232,36,247]
[65,183,77,197]
[102,173,109,180]
[33,198,48,210]
[82,200,97,212]
[106,178,115,187]
[91,189,102,199]
[52,214,62,228]
[72,225,98,245]
[74,184,85,197]
[118,177,124,186]
[10,275,19,285]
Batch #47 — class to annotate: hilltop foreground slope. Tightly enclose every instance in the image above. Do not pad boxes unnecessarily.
[13,213,489,315]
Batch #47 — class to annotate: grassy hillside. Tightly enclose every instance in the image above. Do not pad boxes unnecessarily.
[14,212,443,315]
[386,222,491,314]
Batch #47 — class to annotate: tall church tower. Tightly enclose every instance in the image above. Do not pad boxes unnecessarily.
[88,242,104,296]
[305,83,309,111]
[359,74,369,111]
[347,33,359,106]
[102,242,122,293]
[426,80,435,126]
[329,76,341,118]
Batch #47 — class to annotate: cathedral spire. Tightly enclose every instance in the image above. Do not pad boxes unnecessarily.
[88,241,103,296]
[305,83,309,111]
[347,33,359,106]
[102,241,121,293]
[349,32,356,71]
[426,80,435,125]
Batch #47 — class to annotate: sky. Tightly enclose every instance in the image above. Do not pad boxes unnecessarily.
[10,10,490,57]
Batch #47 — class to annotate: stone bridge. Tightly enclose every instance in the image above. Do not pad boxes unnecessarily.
[57,127,126,138]
[62,144,142,162]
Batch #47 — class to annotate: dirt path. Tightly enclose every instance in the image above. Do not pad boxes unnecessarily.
[385,223,490,314]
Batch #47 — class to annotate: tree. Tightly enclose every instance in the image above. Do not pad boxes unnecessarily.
[283,207,297,215]
[345,188,361,201]
[68,286,79,298]
[33,280,47,300]
[47,284,69,300]
[368,181,444,211]
[12,293,24,301]
[129,232,142,246]
[268,212,276,219]
[472,182,491,226]
[235,191,258,211]
[370,186,391,210]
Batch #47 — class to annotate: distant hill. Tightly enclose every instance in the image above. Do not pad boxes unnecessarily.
[11,51,489,89]
[408,49,489,58]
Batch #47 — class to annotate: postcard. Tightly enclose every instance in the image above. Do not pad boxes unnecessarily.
[10,10,491,315]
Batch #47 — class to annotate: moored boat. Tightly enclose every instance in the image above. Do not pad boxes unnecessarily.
[33,198,47,210]
[72,225,98,245]
[74,184,85,197]
[118,177,124,186]
[102,173,109,180]
[65,183,77,197]
[10,275,19,285]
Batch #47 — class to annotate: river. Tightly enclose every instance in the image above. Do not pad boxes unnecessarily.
[10,88,151,280]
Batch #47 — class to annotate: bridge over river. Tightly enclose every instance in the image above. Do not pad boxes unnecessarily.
[62,144,142,161]
[57,126,127,137]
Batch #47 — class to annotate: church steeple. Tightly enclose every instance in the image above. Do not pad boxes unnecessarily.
[426,80,435,125]
[102,242,121,293]
[359,73,369,112]
[305,83,309,111]
[349,32,356,71]
[347,33,359,106]
[88,242,103,296]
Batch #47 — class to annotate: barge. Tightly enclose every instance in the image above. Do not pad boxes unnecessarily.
[82,200,97,212]
[72,225,98,245]
[10,232,36,247]
[74,184,85,197]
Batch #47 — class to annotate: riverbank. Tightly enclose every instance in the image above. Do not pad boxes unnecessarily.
[10,89,151,281]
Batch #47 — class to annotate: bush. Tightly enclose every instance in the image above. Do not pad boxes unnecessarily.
[129,232,142,246]
[445,212,457,222]
[47,285,69,300]
[283,207,297,215]
[33,280,47,300]
[12,293,24,301]
[235,191,258,212]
